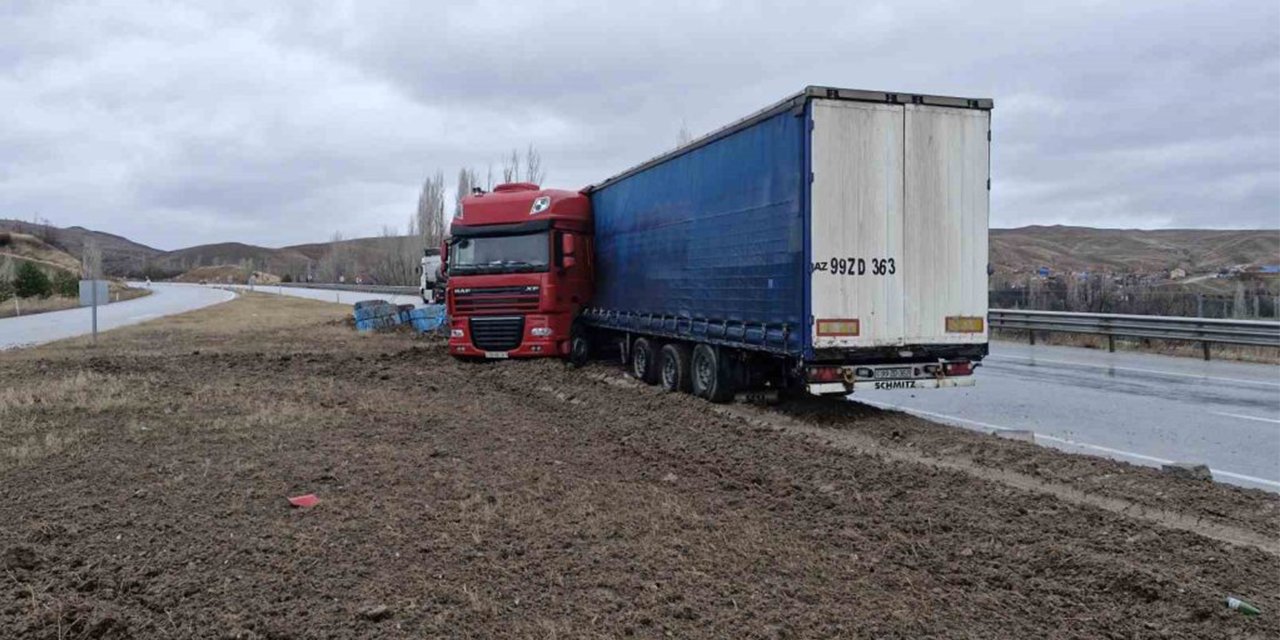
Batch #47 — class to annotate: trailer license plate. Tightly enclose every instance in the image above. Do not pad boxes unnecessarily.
[484,351,509,359]
[875,367,913,379]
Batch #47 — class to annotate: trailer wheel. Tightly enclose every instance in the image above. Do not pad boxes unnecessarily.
[691,344,734,403]
[568,324,590,368]
[630,337,660,384]
[658,343,692,393]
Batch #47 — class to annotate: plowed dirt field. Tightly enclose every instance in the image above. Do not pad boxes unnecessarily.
[1,293,1276,639]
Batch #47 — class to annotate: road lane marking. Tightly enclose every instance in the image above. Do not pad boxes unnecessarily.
[987,354,1280,389]
[1212,411,1280,425]
[856,399,1280,491]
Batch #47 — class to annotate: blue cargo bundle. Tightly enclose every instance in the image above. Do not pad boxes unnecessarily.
[406,304,448,333]
[353,299,402,332]
[352,299,447,334]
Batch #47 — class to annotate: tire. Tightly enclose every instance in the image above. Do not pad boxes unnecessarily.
[630,337,660,384]
[568,324,591,368]
[690,344,735,403]
[658,343,692,393]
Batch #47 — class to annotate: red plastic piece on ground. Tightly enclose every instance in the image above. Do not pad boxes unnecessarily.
[287,494,319,508]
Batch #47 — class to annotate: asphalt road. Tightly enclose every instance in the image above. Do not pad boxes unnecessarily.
[856,341,1280,492]
[0,283,235,350]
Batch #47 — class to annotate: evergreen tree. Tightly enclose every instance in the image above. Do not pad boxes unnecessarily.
[13,262,51,298]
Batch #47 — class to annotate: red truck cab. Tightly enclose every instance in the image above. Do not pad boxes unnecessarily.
[444,183,593,359]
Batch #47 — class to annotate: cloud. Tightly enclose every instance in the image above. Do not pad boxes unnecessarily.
[0,0,1276,249]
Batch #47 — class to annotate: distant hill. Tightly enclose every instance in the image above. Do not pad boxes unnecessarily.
[152,242,314,278]
[990,226,1279,276]
[5,220,1276,283]
[0,219,161,276]
[0,231,82,277]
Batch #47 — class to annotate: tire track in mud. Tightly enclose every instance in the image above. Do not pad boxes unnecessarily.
[583,371,1280,556]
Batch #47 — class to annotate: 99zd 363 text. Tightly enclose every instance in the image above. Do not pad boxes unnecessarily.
[810,257,896,276]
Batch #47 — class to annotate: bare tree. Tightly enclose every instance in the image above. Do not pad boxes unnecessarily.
[485,163,494,190]
[677,121,693,147]
[417,171,447,250]
[523,144,545,185]
[81,240,102,280]
[501,149,520,183]
[369,224,419,286]
[455,167,478,218]
[317,231,351,282]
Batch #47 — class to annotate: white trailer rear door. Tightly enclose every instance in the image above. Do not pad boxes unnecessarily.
[809,100,989,351]
[809,100,905,349]
[902,104,989,345]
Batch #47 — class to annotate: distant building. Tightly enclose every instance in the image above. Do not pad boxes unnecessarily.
[1169,267,1187,280]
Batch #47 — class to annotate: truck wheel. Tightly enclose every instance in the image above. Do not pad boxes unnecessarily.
[630,337,660,384]
[568,325,591,368]
[658,343,692,393]
[691,344,734,403]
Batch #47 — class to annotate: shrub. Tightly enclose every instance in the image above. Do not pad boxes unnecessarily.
[282,273,293,283]
[0,279,13,303]
[53,269,80,297]
[13,261,52,298]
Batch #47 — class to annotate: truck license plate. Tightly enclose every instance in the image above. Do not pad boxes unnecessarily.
[484,351,509,359]
[875,367,913,379]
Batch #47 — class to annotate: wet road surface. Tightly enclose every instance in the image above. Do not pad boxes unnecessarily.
[855,341,1280,491]
[0,283,234,350]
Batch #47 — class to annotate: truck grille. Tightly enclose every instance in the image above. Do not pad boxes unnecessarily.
[453,286,540,314]
[469,316,524,351]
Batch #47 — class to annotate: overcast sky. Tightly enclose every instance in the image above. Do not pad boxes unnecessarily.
[1,1,1277,250]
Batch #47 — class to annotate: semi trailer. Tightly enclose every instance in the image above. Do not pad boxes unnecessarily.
[445,86,992,400]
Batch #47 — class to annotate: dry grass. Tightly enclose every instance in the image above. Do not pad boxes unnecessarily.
[0,292,354,474]
[0,370,140,472]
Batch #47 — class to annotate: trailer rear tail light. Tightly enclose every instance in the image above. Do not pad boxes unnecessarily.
[806,366,844,383]
[943,361,973,376]
[816,319,860,336]
[945,316,985,333]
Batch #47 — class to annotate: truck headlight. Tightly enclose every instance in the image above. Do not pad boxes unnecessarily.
[530,327,553,337]
[450,328,464,338]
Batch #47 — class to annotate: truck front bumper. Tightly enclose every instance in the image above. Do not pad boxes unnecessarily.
[448,313,572,359]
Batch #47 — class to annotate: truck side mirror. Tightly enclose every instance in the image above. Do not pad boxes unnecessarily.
[440,242,450,272]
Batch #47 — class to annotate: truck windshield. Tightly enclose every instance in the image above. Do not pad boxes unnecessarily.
[450,232,549,275]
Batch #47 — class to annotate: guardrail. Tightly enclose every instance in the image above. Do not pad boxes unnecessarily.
[989,309,1280,360]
